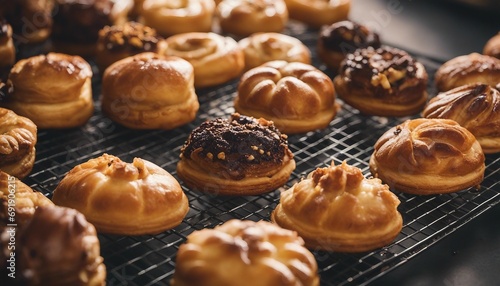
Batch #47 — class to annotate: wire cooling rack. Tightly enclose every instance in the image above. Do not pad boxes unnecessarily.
[23,23,499,286]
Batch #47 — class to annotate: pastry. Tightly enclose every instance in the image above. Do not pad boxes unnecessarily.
[238,32,311,71]
[1,53,94,129]
[284,0,350,28]
[101,52,199,129]
[317,20,381,72]
[369,118,485,195]
[483,32,500,59]
[177,113,296,196]
[171,219,319,286]
[0,107,37,179]
[96,21,167,71]
[234,60,337,134]
[422,83,500,154]
[52,0,134,56]
[139,0,215,37]
[272,161,403,253]
[0,18,15,80]
[164,32,245,88]
[434,53,500,92]
[216,0,288,37]
[52,153,189,235]
[334,46,428,117]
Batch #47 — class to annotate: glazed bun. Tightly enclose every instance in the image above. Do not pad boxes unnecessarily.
[272,161,402,252]
[235,61,337,134]
[483,32,500,59]
[101,52,199,129]
[284,0,350,28]
[171,219,319,286]
[369,118,485,195]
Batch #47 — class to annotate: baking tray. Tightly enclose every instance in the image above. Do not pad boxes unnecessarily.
[23,22,499,286]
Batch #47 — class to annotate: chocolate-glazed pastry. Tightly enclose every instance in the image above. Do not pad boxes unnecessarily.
[177,113,296,195]
[317,20,381,71]
[422,83,500,154]
[333,46,428,117]
[0,18,15,80]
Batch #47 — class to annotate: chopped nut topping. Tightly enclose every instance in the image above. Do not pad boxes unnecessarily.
[251,146,259,151]
[247,155,255,161]
[217,152,226,160]
[259,149,264,154]
[206,152,213,160]
[371,73,391,89]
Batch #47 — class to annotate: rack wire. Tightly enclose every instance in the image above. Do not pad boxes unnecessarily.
[24,23,499,286]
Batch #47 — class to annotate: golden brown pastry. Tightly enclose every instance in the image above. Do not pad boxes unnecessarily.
[139,0,215,37]
[317,20,381,72]
[234,60,337,134]
[52,153,189,235]
[422,83,500,154]
[177,113,296,196]
[0,19,15,79]
[334,46,428,117]
[483,32,500,59]
[284,0,350,29]
[101,52,199,129]
[272,161,402,253]
[96,21,167,71]
[434,53,500,92]
[369,118,485,195]
[171,219,319,286]
[164,32,245,88]
[238,32,311,71]
[0,107,37,179]
[216,0,288,37]
[1,53,94,129]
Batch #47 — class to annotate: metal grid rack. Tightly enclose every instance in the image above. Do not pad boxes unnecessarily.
[23,23,499,286]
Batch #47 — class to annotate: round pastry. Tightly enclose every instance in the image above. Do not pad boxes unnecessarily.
[483,32,500,59]
[234,60,337,134]
[52,0,134,56]
[284,0,350,29]
[317,20,381,72]
[0,19,15,79]
[238,32,311,71]
[101,52,199,129]
[333,46,428,117]
[422,83,500,154]
[434,53,500,92]
[369,118,485,195]
[96,21,167,71]
[171,219,319,286]
[176,113,296,196]
[272,161,403,253]
[164,32,245,88]
[216,0,289,37]
[139,0,215,37]
[1,53,94,129]
[52,153,189,235]
[0,107,37,179]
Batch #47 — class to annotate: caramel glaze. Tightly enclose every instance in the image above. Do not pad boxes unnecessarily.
[99,21,163,52]
[320,20,380,54]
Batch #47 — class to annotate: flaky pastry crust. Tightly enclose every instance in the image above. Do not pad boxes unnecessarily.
[234,61,337,134]
[422,83,500,154]
[52,154,189,235]
[284,0,350,28]
[483,32,500,59]
[101,52,199,129]
[369,118,485,195]
[171,219,319,286]
[164,32,245,88]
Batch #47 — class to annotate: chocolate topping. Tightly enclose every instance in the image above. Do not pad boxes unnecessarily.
[99,21,163,52]
[320,20,381,54]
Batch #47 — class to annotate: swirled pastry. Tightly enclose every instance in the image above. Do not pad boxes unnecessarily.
[272,161,402,253]
[422,83,500,154]
[0,107,37,179]
[238,32,311,71]
[317,20,381,71]
[171,219,319,286]
[2,53,93,129]
[101,52,199,129]
[284,0,350,28]
[177,113,295,196]
[334,46,428,116]
[234,61,337,134]
[216,0,288,37]
[0,19,15,79]
[96,21,167,71]
[164,32,245,88]
[139,0,215,37]
[369,118,485,195]
[52,154,189,235]
[434,53,500,92]
[483,32,500,59]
